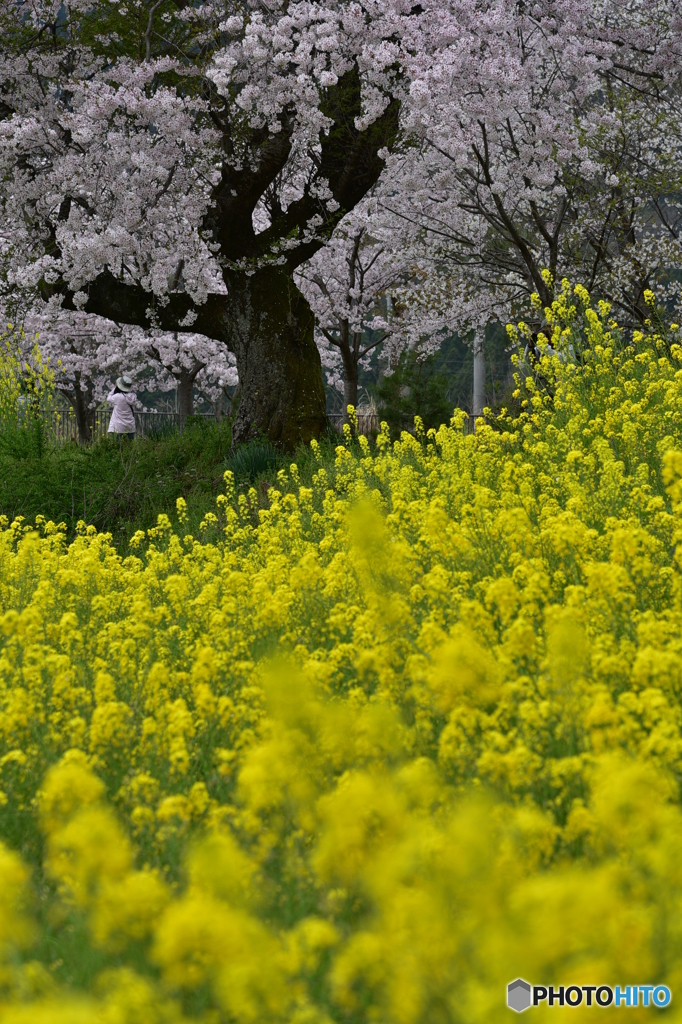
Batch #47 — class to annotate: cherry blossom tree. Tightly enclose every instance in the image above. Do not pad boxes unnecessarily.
[142,329,238,424]
[17,306,239,440]
[296,191,459,421]
[15,311,132,443]
[295,200,410,419]
[0,0,432,449]
[387,0,682,348]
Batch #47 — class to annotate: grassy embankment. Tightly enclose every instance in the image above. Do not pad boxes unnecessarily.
[0,418,345,549]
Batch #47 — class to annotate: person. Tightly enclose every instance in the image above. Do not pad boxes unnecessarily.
[107,375,137,440]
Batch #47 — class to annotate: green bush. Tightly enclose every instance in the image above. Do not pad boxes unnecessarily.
[374,348,452,433]
[225,437,282,484]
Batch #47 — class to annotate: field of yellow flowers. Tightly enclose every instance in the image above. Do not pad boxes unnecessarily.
[2,282,682,1022]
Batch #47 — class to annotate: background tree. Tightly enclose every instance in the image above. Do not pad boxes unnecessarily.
[20,312,131,444]
[296,200,414,421]
[20,309,239,440]
[387,0,682,343]
[142,330,238,426]
[374,346,451,435]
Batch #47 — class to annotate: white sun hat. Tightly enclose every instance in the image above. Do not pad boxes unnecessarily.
[116,374,134,392]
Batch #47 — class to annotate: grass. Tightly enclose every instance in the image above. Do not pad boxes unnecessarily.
[0,419,345,552]
[0,418,233,550]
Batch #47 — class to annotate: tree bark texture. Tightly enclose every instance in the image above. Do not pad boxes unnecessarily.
[343,376,358,420]
[223,268,326,448]
[176,371,195,427]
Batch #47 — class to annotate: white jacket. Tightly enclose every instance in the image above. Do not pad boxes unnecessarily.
[107,391,136,433]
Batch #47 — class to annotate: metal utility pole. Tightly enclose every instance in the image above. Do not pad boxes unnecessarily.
[473,328,486,426]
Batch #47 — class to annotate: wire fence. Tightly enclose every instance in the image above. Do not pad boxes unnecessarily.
[41,408,379,443]
[48,408,215,443]
[327,412,381,435]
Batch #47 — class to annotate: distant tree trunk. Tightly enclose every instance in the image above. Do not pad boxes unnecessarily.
[212,390,228,422]
[224,267,326,449]
[473,328,486,425]
[343,375,358,419]
[177,370,195,428]
[212,386,240,423]
[336,321,358,424]
[61,374,96,444]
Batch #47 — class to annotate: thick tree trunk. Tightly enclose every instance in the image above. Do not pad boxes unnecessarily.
[224,266,326,449]
[473,329,486,425]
